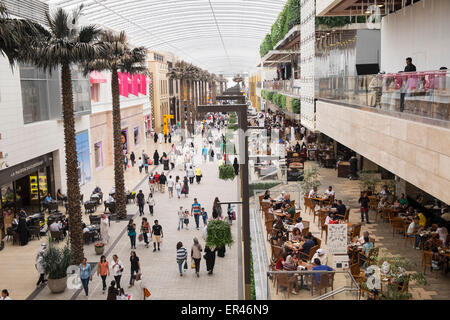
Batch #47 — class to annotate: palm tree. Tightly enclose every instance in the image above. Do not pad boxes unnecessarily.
[209,73,218,104]
[0,0,47,67]
[185,63,198,135]
[84,31,147,220]
[32,5,101,264]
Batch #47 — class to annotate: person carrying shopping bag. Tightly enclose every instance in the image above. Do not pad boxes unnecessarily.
[176,242,188,277]
[141,218,150,248]
[191,238,203,277]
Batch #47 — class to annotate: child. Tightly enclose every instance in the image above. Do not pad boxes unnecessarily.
[183,210,190,230]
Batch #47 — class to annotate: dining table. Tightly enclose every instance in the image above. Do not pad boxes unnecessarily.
[296,261,313,290]
[284,240,305,253]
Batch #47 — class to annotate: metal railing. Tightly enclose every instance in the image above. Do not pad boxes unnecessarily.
[266,270,360,300]
[316,70,450,123]
[260,80,302,96]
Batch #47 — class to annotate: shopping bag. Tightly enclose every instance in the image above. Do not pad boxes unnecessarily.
[191,260,196,269]
[138,233,144,242]
[183,260,188,270]
[232,211,236,220]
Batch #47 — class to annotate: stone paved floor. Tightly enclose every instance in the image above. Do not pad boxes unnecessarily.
[1,127,240,300]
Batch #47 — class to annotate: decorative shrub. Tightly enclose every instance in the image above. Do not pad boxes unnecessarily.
[292,98,301,114]
[43,238,73,280]
[206,219,234,249]
[219,164,236,180]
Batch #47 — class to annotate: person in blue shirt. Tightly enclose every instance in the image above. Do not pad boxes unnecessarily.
[43,193,53,205]
[191,199,202,230]
[299,233,315,260]
[312,258,334,286]
[79,257,92,297]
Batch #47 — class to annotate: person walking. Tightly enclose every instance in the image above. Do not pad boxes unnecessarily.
[167,175,174,198]
[138,157,143,174]
[96,255,110,293]
[144,155,149,174]
[35,243,47,286]
[212,197,222,219]
[233,158,239,176]
[202,145,208,162]
[123,154,129,171]
[187,165,195,184]
[127,219,137,249]
[169,152,175,170]
[107,280,119,300]
[176,242,188,277]
[79,258,92,297]
[153,150,160,166]
[191,198,202,230]
[195,166,202,184]
[162,152,169,171]
[151,220,163,252]
[358,192,370,224]
[201,208,208,227]
[164,133,168,144]
[227,204,235,225]
[128,251,141,288]
[204,246,216,275]
[153,132,158,144]
[209,148,215,162]
[177,206,184,231]
[175,176,182,199]
[182,176,189,198]
[111,255,124,289]
[137,190,145,216]
[17,216,29,246]
[183,210,191,230]
[159,172,167,193]
[191,238,203,277]
[147,193,155,216]
[100,214,109,244]
[141,217,150,248]
[130,152,136,167]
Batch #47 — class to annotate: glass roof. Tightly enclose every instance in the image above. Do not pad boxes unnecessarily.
[41,0,288,75]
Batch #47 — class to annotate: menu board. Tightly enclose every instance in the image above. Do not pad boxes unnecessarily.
[327,224,348,254]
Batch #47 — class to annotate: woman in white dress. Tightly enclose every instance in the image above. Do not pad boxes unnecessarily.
[100,214,110,244]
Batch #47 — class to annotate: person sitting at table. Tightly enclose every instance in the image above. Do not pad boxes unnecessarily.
[417,212,427,228]
[415,194,424,206]
[262,190,271,202]
[49,220,61,233]
[407,216,422,250]
[56,189,67,202]
[325,186,335,198]
[436,223,448,247]
[398,193,409,208]
[358,231,370,244]
[402,206,415,217]
[393,199,402,209]
[275,251,288,270]
[365,187,373,197]
[294,217,304,233]
[284,203,296,220]
[298,233,315,260]
[311,258,334,286]
[273,218,285,232]
[424,232,443,251]
[281,194,291,208]
[82,223,91,234]
[43,193,53,205]
[379,185,390,197]
[289,228,303,242]
[271,230,284,246]
[335,200,346,218]
[106,194,115,203]
[282,255,299,295]
[377,197,387,213]
[358,236,374,267]
[308,186,318,199]
[294,142,301,154]
[312,248,328,266]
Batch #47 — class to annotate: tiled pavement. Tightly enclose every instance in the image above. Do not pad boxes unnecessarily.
[1,128,240,300]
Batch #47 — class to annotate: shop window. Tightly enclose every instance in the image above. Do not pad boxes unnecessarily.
[94,142,103,169]
[91,83,100,102]
[134,127,140,146]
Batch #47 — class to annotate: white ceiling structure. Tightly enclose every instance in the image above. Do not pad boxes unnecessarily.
[41,0,287,76]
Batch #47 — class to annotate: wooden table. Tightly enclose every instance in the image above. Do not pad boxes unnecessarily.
[285,240,304,252]
[274,210,288,218]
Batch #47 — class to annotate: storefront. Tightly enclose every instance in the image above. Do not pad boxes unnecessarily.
[76,131,91,186]
[0,153,55,214]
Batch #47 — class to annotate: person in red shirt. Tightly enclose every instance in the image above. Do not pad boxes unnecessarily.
[275,251,288,270]
[153,172,160,184]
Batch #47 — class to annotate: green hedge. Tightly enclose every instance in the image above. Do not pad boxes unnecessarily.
[292,98,300,114]
[316,16,366,28]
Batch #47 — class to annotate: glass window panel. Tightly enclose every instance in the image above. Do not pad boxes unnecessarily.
[21,79,50,124]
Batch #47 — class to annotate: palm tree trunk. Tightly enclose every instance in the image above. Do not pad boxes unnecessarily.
[111,68,127,220]
[179,79,185,129]
[187,79,192,135]
[212,82,217,104]
[61,63,83,264]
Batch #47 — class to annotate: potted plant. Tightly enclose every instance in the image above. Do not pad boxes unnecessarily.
[358,171,381,192]
[94,242,105,255]
[219,164,236,181]
[42,238,72,293]
[299,164,321,196]
[206,220,234,258]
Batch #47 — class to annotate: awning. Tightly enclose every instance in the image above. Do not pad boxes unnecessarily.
[90,71,107,84]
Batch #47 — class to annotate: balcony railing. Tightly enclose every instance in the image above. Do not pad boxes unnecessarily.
[259,79,301,97]
[316,70,450,123]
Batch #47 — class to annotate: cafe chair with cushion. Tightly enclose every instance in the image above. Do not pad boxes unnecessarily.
[404,232,417,248]
[83,232,93,245]
[391,219,407,238]
[350,263,363,282]
[301,227,310,237]
[335,207,350,222]
[271,245,284,262]
[6,227,16,242]
[29,226,41,240]
[89,215,101,225]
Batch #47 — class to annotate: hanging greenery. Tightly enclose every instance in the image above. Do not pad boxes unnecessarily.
[292,98,301,114]
[219,164,236,180]
[206,220,234,249]
[316,16,366,28]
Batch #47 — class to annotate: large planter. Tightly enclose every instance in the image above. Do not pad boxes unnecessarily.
[47,276,67,294]
[95,245,105,255]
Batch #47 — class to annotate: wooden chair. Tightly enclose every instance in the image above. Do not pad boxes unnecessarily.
[265,221,273,241]
[303,196,310,214]
[321,225,328,244]
[89,215,101,225]
[422,250,439,278]
[358,247,379,266]
[50,230,63,242]
[300,245,319,262]
[350,263,363,282]
[290,200,296,209]
[314,237,322,248]
[335,207,350,222]
[319,215,327,241]
[381,207,393,223]
[276,273,297,298]
[350,223,362,239]
[310,272,334,296]
[368,196,379,211]
[258,195,264,206]
[83,232,93,245]
[271,245,283,262]
[29,226,41,240]
[391,219,406,238]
